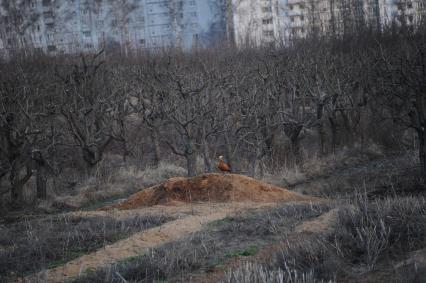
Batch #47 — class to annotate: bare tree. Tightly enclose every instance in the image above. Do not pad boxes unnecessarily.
[0,61,50,206]
[374,38,426,180]
[56,52,125,174]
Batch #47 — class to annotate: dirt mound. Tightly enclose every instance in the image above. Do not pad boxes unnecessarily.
[102,173,317,210]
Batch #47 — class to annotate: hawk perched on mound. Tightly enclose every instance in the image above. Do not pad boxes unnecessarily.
[217,156,231,173]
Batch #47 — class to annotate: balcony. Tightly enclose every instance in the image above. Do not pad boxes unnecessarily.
[262,18,273,25]
[261,6,273,14]
[287,0,306,5]
[263,30,274,37]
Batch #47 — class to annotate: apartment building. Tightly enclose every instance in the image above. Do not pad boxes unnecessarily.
[1,0,424,55]
[0,0,227,56]
[232,0,288,46]
[284,0,425,40]
[382,0,426,27]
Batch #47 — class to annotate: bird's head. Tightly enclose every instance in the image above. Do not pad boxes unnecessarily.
[218,155,224,160]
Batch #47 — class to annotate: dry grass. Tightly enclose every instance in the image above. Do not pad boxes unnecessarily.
[72,202,334,283]
[255,194,425,282]
[0,213,174,281]
[219,190,426,283]
[224,262,331,283]
[139,161,187,187]
[71,192,426,282]
[52,161,187,210]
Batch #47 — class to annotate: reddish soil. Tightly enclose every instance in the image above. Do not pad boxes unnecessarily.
[101,173,317,210]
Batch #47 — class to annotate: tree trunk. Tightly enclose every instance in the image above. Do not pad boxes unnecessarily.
[185,137,197,177]
[418,128,426,182]
[82,146,102,169]
[284,123,303,165]
[318,123,326,156]
[224,134,233,171]
[249,154,257,178]
[10,165,32,207]
[11,183,24,207]
[329,116,337,154]
[249,145,263,178]
[33,152,47,200]
[291,137,301,164]
[186,152,197,177]
[36,169,47,200]
[202,138,212,173]
[339,110,354,147]
[151,129,162,167]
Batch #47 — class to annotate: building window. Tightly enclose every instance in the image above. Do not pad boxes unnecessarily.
[263,30,274,37]
[262,18,273,24]
[42,0,51,7]
[137,16,145,22]
[83,31,91,37]
[300,15,304,21]
[262,7,272,13]
[47,45,56,51]
[190,12,197,17]
[289,4,293,10]
[43,11,53,18]
[189,0,196,6]
[46,23,55,30]
[177,1,184,10]
[140,39,145,44]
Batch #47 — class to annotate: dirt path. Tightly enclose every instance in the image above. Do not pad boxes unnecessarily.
[23,202,279,283]
[188,207,342,283]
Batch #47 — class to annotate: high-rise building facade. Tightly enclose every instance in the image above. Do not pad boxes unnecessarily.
[283,0,426,41]
[0,0,425,56]
[0,0,227,56]
[232,0,426,47]
[232,0,288,46]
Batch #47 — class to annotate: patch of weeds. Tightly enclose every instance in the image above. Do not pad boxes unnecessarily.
[208,217,232,227]
[225,262,328,283]
[72,202,335,283]
[206,261,226,272]
[226,245,258,257]
[0,213,174,281]
[228,194,426,282]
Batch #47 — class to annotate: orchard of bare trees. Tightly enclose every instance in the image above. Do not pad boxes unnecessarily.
[0,25,425,208]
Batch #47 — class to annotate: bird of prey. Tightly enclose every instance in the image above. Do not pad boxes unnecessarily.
[217,155,231,174]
